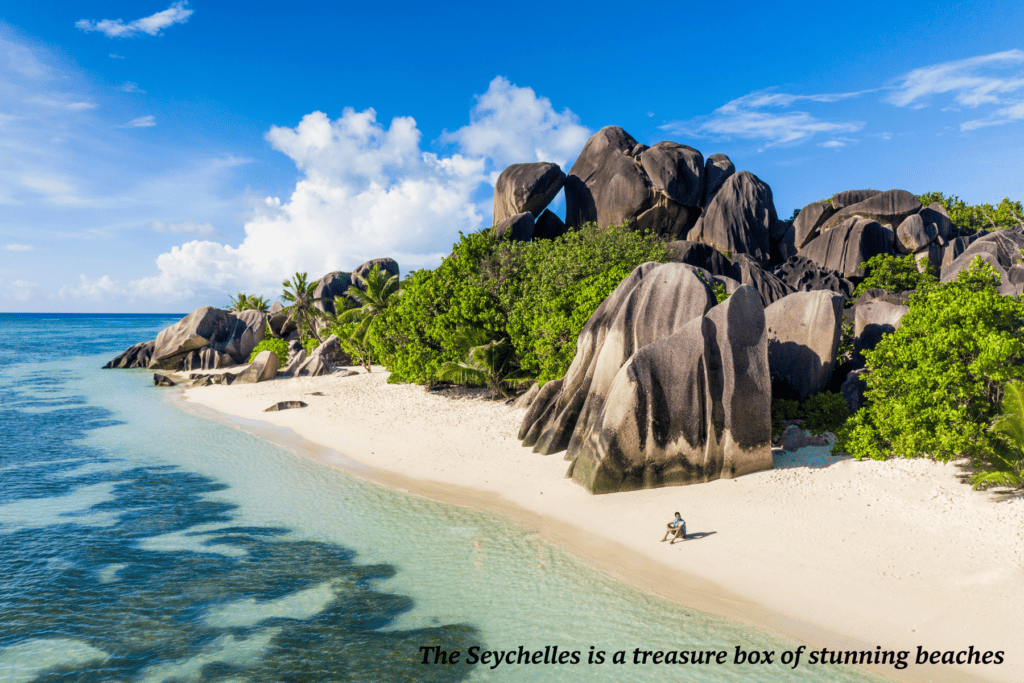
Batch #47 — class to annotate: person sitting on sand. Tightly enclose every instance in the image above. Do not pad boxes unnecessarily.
[661,512,686,544]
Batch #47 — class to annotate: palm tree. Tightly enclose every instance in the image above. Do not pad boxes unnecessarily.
[338,265,401,324]
[228,292,270,312]
[321,266,401,370]
[973,380,1024,489]
[281,272,324,345]
[437,328,532,399]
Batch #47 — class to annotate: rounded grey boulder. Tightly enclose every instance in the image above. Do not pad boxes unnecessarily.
[764,290,844,400]
[493,162,566,225]
[689,171,777,263]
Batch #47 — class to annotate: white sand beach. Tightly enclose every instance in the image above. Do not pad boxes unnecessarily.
[179,368,1024,683]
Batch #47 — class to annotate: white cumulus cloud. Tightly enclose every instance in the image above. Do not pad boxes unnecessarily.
[76,2,193,38]
[442,76,591,182]
[93,77,590,309]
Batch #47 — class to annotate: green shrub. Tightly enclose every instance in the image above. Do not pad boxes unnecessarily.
[918,192,1024,232]
[369,222,672,386]
[302,337,320,356]
[771,398,800,436]
[802,392,849,434]
[837,258,1024,462]
[248,338,289,366]
[852,253,937,300]
[772,393,848,437]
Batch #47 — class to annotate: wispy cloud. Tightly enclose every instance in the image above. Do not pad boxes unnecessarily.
[886,50,1024,108]
[122,115,156,128]
[661,89,865,149]
[120,82,146,94]
[149,220,221,237]
[76,2,193,38]
[962,100,1024,130]
[109,53,125,59]
[5,244,34,251]
[28,96,96,111]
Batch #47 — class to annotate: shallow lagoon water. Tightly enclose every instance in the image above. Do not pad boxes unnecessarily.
[0,314,891,682]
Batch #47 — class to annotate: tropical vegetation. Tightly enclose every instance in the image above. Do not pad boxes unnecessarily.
[280,272,325,346]
[367,221,673,387]
[837,258,1024,473]
[228,292,270,312]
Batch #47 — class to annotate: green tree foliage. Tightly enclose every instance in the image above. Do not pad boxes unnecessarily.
[321,266,401,372]
[281,272,324,345]
[771,393,848,436]
[228,292,270,312]
[248,338,289,366]
[918,192,1024,232]
[369,222,672,386]
[852,253,938,299]
[802,392,849,434]
[837,258,1024,462]
[437,329,531,399]
[972,380,1024,490]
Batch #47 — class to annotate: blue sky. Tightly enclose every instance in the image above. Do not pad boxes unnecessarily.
[2,1,1023,312]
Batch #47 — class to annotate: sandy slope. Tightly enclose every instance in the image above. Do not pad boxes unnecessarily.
[179,368,1024,683]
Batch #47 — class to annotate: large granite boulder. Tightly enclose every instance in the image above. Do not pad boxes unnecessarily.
[352,258,400,287]
[566,285,772,494]
[772,255,853,297]
[940,234,982,269]
[494,211,535,242]
[765,291,844,400]
[519,263,715,455]
[793,201,837,250]
[232,349,280,384]
[665,240,738,279]
[940,230,1024,282]
[147,307,260,371]
[819,190,922,234]
[268,301,296,339]
[224,310,266,362]
[831,189,881,211]
[563,127,703,239]
[292,335,347,377]
[689,171,777,263]
[920,203,955,240]
[312,271,353,315]
[533,210,568,240]
[800,217,894,279]
[493,162,566,224]
[180,347,234,371]
[701,153,735,208]
[896,214,937,254]
[103,340,155,369]
[732,258,795,306]
[854,301,909,352]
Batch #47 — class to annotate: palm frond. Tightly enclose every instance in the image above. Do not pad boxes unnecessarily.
[993,381,1024,446]
[437,362,487,387]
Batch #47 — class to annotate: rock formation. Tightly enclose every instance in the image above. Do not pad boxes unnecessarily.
[565,285,772,494]
[800,217,893,279]
[519,263,715,455]
[493,162,566,225]
[689,171,778,264]
[764,291,843,400]
[564,127,704,239]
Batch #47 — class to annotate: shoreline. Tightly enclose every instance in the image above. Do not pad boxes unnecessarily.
[176,369,1024,683]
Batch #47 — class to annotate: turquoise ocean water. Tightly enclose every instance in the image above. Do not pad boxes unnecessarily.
[0,314,891,683]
